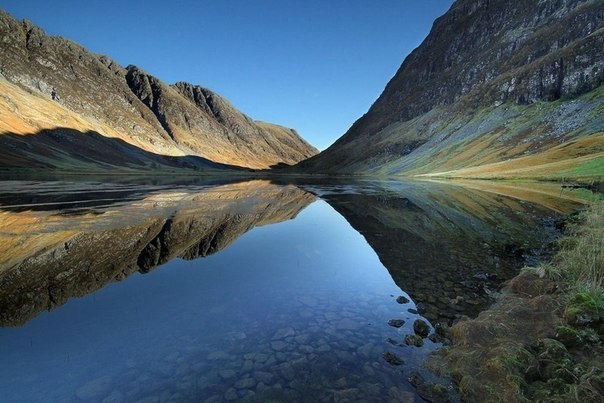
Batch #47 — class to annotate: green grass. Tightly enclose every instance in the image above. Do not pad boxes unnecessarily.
[558,155,604,179]
[548,200,604,327]
[558,201,604,291]
[531,263,566,281]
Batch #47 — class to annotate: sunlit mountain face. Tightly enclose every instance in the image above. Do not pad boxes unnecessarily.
[0,9,317,173]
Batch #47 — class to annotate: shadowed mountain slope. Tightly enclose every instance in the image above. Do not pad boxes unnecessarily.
[299,0,604,179]
[0,128,241,172]
[0,9,317,172]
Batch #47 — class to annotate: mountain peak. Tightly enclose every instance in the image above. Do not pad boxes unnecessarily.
[301,0,604,179]
[0,8,317,172]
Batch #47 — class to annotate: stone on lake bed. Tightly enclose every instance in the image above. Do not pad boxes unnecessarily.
[218,369,236,379]
[272,327,295,340]
[298,296,319,307]
[383,351,403,365]
[299,344,314,354]
[413,319,430,337]
[388,319,405,328]
[405,334,424,347]
[278,363,296,381]
[387,337,399,345]
[254,371,274,384]
[234,377,256,389]
[357,342,374,358]
[100,389,124,403]
[271,340,288,351]
[240,359,254,372]
[253,353,269,363]
[396,295,410,304]
[337,318,361,330]
[224,388,239,401]
[75,375,113,401]
[316,343,331,352]
[408,372,451,402]
[294,334,310,344]
[207,350,229,360]
[333,387,361,401]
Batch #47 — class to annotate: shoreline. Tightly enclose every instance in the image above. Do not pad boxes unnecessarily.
[425,200,604,402]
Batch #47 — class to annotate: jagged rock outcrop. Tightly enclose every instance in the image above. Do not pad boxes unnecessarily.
[0,9,317,171]
[300,0,604,178]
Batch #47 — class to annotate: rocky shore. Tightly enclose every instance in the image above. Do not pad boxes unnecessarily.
[427,201,604,402]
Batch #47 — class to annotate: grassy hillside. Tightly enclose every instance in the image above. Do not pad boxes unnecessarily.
[309,84,604,181]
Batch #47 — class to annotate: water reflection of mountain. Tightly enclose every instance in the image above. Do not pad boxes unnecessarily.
[0,180,316,327]
[302,180,586,325]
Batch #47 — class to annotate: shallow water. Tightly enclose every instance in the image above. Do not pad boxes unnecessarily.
[0,178,586,402]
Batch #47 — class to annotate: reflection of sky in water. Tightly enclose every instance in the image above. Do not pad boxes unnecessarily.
[0,200,438,402]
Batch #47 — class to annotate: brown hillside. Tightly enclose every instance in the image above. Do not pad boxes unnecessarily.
[0,9,317,172]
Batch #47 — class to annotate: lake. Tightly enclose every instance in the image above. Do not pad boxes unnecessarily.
[0,178,587,402]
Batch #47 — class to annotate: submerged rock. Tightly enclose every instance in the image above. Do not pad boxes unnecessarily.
[413,319,431,338]
[75,376,113,401]
[388,319,406,328]
[405,334,424,347]
[101,389,125,403]
[408,372,452,403]
[386,337,400,346]
[383,351,403,365]
[272,327,296,340]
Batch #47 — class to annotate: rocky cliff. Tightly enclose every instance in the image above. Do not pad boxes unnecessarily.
[300,0,604,179]
[0,9,317,172]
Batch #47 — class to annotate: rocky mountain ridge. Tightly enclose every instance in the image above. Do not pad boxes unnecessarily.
[300,0,604,179]
[0,9,317,172]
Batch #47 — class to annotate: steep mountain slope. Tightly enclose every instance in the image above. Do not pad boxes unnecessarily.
[299,0,604,179]
[0,9,317,172]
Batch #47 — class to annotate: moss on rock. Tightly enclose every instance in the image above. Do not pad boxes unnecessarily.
[565,292,601,325]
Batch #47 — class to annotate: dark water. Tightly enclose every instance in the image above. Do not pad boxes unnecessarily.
[0,178,586,402]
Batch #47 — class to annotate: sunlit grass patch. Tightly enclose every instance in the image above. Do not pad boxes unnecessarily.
[557,154,604,181]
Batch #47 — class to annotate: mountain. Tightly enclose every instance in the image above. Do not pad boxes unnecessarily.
[299,0,604,179]
[0,9,318,172]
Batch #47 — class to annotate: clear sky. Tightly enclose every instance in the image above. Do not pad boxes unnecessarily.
[0,1,454,150]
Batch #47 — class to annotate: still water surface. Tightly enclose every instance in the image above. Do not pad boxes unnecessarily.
[0,179,586,402]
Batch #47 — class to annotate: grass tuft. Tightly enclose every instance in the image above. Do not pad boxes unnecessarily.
[558,201,604,293]
[533,263,567,281]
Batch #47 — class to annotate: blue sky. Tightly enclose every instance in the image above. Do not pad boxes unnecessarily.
[0,1,454,150]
